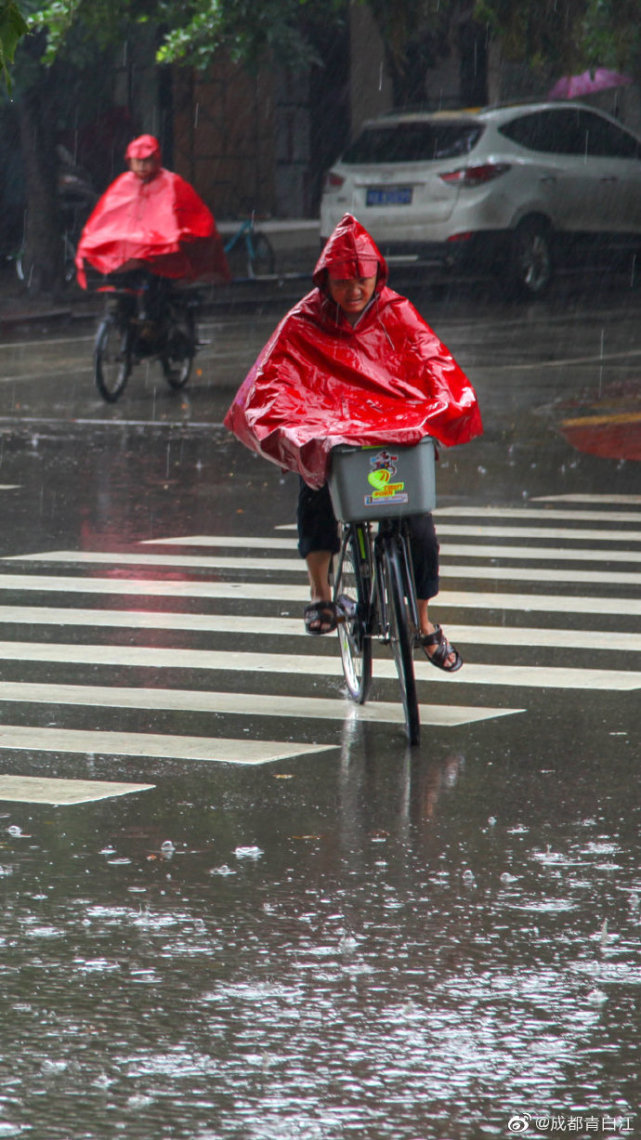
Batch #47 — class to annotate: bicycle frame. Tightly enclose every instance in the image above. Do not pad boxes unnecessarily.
[343,520,418,641]
[223,218,253,256]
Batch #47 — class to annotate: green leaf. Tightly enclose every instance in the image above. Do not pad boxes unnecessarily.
[0,0,29,86]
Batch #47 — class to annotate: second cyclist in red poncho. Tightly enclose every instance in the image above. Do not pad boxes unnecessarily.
[225,213,482,671]
[76,134,229,288]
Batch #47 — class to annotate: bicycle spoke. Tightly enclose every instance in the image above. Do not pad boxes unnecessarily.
[381,536,420,745]
[94,317,131,402]
[334,524,372,703]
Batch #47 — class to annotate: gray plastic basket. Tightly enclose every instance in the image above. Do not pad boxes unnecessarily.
[328,438,436,522]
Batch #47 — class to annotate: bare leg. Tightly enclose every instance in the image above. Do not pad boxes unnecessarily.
[306,550,333,602]
[304,550,334,633]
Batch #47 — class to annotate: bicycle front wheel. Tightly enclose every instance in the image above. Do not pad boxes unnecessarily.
[333,525,372,703]
[380,536,420,745]
[248,232,275,278]
[161,308,195,390]
[94,316,132,402]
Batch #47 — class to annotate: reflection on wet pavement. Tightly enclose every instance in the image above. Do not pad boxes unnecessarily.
[552,379,641,461]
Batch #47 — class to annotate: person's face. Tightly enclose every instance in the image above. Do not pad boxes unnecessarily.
[129,155,160,181]
[327,274,377,323]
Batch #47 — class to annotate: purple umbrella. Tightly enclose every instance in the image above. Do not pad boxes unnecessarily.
[548,68,633,99]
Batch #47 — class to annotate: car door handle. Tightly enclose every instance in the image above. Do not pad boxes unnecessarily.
[600,176,618,183]
[539,175,557,184]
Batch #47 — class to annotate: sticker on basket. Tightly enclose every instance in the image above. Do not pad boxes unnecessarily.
[365,449,408,506]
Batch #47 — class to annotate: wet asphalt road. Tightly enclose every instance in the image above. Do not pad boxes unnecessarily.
[0,271,639,1138]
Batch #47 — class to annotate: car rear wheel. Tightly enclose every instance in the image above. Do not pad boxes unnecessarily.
[505,219,553,299]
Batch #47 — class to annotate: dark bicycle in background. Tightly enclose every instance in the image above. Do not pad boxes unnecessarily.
[93,272,202,402]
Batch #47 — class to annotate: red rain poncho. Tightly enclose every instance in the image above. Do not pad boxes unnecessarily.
[224,213,482,487]
[76,141,229,287]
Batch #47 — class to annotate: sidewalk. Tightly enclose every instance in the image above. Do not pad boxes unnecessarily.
[0,219,321,329]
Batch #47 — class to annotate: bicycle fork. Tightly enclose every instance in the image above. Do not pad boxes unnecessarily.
[374,526,420,647]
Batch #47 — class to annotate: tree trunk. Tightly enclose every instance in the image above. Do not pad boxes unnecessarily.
[17,67,63,297]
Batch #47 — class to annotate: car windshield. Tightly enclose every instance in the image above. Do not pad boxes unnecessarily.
[341,121,484,164]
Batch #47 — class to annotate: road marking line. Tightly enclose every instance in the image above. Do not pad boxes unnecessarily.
[435,524,641,543]
[276,520,641,541]
[533,494,641,505]
[6,550,641,585]
[0,416,227,430]
[438,506,641,522]
[0,682,522,726]
[0,575,638,614]
[139,535,296,550]
[440,564,641,586]
[443,544,641,565]
[0,725,334,765]
[4,551,309,571]
[0,775,154,805]
[0,605,311,634]
[0,641,637,689]
[11,542,641,569]
[0,608,638,651]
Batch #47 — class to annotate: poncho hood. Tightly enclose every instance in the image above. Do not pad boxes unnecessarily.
[224,214,482,488]
[75,166,230,287]
[125,134,162,162]
[312,212,387,289]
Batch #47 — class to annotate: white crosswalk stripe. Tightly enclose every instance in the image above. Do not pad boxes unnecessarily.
[0,640,639,690]
[0,497,639,800]
[0,573,639,614]
[7,547,638,583]
[0,682,517,727]
[7,549,640,586]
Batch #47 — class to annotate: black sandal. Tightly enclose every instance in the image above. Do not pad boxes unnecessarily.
[304,600,344,636]
[419,624,463,672]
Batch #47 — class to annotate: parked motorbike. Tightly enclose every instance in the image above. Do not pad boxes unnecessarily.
[15,146,97,288]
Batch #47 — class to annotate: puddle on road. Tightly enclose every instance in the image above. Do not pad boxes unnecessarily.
[0,737,639,1139]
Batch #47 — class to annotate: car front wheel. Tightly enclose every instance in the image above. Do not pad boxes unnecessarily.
[505,219,553,299]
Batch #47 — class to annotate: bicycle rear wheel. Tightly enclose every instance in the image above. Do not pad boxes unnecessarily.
[333,525,372,703]
[248,232,275,278]
[94,316,132,402]
[380,535,420,745]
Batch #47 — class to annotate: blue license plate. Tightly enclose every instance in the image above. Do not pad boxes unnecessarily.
[366,187,413,207]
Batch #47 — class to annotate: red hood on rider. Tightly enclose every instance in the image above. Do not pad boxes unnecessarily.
[312,213,387,288]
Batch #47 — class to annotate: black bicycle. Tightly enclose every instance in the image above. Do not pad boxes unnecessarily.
[328,439,437,746]
[94,273,202,402]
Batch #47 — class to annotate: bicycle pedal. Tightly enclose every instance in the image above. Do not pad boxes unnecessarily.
[337,594,357,619]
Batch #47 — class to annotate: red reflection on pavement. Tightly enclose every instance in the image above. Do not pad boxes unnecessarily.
[555,380,641,462]
[560,411,641,461]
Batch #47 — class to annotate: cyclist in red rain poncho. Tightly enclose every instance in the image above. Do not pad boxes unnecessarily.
[225,213,482,670]
[75,134,229,287]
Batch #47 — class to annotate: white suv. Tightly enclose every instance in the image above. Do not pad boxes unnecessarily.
[320,102,641,298]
